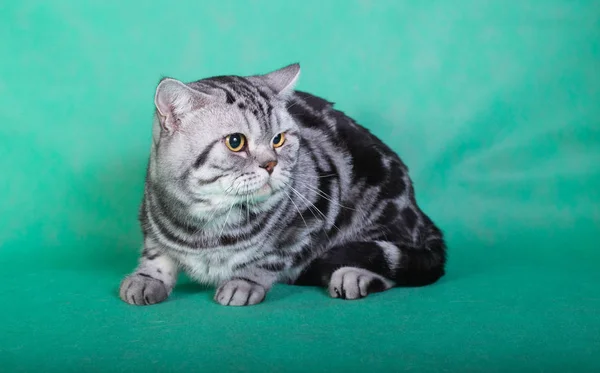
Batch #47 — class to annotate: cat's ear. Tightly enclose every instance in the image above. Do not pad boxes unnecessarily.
[256,63,300,98]
[154,78,209,133]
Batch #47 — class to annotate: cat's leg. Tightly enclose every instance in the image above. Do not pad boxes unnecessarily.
[214,267,278,307]
[119,245,178,306]
[295,236,445,300]
[295,241,396,300]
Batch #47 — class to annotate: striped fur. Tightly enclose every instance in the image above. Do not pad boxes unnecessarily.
[119,63,446,306]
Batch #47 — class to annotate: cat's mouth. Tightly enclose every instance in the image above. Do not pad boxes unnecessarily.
[257,183,272,194]
[236,182,272,199]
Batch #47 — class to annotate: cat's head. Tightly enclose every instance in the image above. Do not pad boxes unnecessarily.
[149,64,301,217]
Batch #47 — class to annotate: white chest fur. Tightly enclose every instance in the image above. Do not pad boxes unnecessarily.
[173,246,261,285]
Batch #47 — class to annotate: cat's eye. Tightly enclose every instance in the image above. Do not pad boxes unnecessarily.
[225,133,246,152]
[272,133,286,148]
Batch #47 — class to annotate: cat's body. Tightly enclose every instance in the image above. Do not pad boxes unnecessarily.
[120,64,446,306]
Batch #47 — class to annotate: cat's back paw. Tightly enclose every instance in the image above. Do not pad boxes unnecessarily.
[119,273,169,305]
[328,267,394,300]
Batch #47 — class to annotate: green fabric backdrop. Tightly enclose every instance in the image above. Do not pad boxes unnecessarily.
[1,1,599,372]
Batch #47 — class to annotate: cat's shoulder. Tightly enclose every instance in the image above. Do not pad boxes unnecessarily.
[288,90,357,133]
[289,91,406,168]
[289,91,375,140]
[291,90,335,112]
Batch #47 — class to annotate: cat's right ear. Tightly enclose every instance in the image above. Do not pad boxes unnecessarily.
[154,78,208,133]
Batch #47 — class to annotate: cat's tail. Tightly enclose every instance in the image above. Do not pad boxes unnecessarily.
[393,243,446,286]
[392,221,447,286]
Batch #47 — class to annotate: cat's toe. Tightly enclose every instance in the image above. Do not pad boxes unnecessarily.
[214,279,266,306]
[119,274,169,305]
[328,267,392,300]
[328,267,362,299]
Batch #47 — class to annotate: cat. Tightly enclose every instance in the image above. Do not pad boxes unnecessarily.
[119,63,447,306]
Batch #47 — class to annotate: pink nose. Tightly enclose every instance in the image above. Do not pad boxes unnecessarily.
[260,161,277,174]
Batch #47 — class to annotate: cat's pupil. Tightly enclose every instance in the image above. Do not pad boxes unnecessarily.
[229,134,242,148]
[273,134,281,144]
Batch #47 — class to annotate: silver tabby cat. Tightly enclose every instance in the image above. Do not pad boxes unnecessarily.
[119,63,446,306]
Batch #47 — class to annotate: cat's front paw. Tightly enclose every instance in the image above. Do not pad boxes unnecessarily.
[214,279,266,306]
[119,274,169,305]
[328,267,394,300]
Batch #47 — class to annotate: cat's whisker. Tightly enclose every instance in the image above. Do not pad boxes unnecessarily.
[283,182,342,236]
[281,170,337,180]
[246,193,250,223]
[218,184,241,237]
[314,173,337,179]
[292,179,357,212]
[282,189,309,231]
[196,185,236,235]
[218,202,235,237]
[196,205,220,235]
[285,101,299,110]
[281,181,324,219]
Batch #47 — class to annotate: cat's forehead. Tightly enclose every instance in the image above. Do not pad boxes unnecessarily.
[181,75,295,139]
[183,101,291,140]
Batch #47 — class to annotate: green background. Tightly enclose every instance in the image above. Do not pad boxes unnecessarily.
[1,1,599,372]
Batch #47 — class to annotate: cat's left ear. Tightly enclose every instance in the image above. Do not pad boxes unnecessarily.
[255,63,300,98]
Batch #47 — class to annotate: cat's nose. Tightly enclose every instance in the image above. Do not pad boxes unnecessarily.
[260,161,278,175]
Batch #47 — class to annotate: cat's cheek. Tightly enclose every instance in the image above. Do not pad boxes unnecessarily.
[217,176,234,193]
[276,147,299,167]
[268,173,285,191]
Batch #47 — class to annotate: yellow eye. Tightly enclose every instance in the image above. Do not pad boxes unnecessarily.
[225,133,246,152]
[272,133,285,148]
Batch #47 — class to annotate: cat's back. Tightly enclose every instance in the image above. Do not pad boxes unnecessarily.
[288,90,407,173]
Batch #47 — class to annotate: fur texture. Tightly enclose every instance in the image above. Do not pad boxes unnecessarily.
[119,63,446,306]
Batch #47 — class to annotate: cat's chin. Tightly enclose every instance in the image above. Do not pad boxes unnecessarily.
[240,184,273,203]
[236,183,273,199]
[255,183,272,196]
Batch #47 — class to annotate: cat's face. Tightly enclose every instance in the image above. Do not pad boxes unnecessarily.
[161,97,300,214]
[150,64,301,217]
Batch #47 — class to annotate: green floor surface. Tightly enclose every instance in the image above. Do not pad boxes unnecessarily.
[1,1,599,372]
